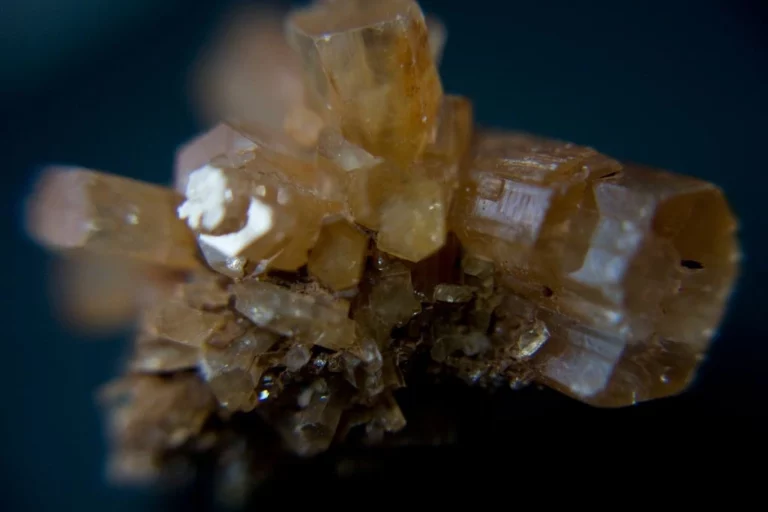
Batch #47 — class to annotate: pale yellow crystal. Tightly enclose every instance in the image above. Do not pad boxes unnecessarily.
[308,220,368,290]
[287,0,443,166]
[344,96,469,249]
[27,167,200,270]
[454,131,740,406]
[377,178,447,262]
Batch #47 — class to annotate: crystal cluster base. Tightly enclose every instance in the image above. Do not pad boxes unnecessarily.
[25,0,739,491]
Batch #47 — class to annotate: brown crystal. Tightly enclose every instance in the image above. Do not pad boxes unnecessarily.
[129,336,200,373]
[174,123,256,194]
[143,299,227,348]
[451,132,740,405]
[233,281,356,351]
[308,219,369,290]
[200,329,278,412]
[100,374,216,482]
[49,255,158,335]
[23,0,742,490]
[27,167,200,270]
[287,0,443,166]
[192,5,323,150]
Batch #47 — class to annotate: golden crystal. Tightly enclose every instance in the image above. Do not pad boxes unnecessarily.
[27,167,200,270]
[308,219,369,290]
[24,0,742,484]
[287,0,443,166]
[233,281,356,351]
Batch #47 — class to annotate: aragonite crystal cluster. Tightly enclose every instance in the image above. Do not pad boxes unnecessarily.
[26,0,739,484]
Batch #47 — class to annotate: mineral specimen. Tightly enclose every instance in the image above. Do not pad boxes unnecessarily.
[26,0,740,492]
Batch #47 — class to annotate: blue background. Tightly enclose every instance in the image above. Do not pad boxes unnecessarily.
[1,0,766,509]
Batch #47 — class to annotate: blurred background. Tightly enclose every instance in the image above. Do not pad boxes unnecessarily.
[1,0,767,509]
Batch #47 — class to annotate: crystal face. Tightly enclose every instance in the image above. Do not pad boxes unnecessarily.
[26,0,740,489]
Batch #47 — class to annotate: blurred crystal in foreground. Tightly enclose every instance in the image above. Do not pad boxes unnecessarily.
[26,0,740,492]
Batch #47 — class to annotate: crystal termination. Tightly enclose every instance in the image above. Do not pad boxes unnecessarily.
[25,0,740,488]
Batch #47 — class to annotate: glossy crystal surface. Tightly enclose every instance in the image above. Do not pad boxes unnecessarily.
[24,0,740,491]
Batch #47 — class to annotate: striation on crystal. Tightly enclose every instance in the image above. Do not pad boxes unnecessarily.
[23,0,742,489]
[286,0,443,166]
[27,167,200,270]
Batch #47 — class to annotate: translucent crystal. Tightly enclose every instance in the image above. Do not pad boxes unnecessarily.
[233,281,356,350]
[273,379,344,456]
[179,272,231,310]
[410,232,462,301]
[100,374,215,456]
[174,123,256,194]
[454,132,740,405]
[431,331,491,362]
[200,329,278,412]
[426,15,447,65]
[179,166,297,267]
[316,128,382,172]
[22,1,744,475]
[377,177,447,262]
[130,336,200,373]
[308,220,368,290]
[433,284,475,303]
[27,167,200,270]
[287,0,443,166]
[192,7,321,149]
[143,300,227,347]
[48,254,162,335]
[344,96,470,236]
[284,343,312,372]
[369,262,421,328]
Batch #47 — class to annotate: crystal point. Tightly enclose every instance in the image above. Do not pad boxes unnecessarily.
[287,0,443,165]
[308,220,368,290]
[28,167,200,270]
[24,0,743,484]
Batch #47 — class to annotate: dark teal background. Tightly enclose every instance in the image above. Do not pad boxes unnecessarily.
[1,0,766,509]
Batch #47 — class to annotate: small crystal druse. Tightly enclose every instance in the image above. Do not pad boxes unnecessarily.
[26,0,739,485]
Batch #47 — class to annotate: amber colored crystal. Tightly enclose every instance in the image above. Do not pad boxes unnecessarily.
[308,220,369,290]
[100,374,216,483]
[23,0,742,488]
[174,123,256,194]
[49,255,162,335]
[451,132,740,405]
[377,177,447,262]
[27,167,200,270]
[143,299,228,348]
[233,281,356,350]
[129,336,200,374]
[192,6,320,150]
[286,0,443,166]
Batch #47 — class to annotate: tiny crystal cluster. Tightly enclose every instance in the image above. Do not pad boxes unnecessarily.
[26,0,739,487]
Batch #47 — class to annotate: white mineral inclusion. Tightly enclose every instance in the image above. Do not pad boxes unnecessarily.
[199,197,274,257]
[177,164,229,231]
